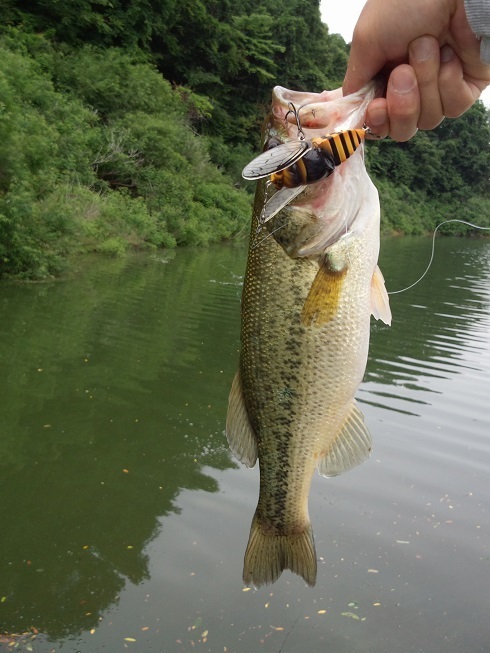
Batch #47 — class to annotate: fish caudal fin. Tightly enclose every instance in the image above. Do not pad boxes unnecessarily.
[226,371,258,467]
[370,265,392,325]
[243,516,317,588]
[318,401,372,477]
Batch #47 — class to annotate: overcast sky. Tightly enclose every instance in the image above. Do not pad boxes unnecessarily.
[320,0,490,107]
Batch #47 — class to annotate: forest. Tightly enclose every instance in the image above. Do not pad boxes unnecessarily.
[0,0,489,279]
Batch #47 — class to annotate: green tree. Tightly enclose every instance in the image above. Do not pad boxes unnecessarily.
[0,32,251,279]
[0,0,488,279]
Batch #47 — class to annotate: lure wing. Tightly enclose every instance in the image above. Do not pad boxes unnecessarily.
[242,140,311,180]
[261,186,306,223]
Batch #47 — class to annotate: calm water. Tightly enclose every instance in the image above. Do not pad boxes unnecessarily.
[1,237,489,653]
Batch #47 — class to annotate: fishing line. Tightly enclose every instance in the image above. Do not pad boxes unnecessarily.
[388,219,490,295]
[277,615,300,653]
[251,220,288,250]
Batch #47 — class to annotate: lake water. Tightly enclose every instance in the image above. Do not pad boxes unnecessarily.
[1,236,489,653]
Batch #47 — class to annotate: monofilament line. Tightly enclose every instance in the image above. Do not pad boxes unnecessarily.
[388,219,490,295]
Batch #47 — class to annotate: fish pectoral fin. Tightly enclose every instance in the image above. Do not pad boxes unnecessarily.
[318,401,372,477]
[225,371,258,468]
[301,257,347,327]
[370,265,392,325]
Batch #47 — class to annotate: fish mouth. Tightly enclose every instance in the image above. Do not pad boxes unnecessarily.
[256,80,383,257]
[270,79,383,140]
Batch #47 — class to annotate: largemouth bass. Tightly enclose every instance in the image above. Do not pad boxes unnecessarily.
[226,82,392,588]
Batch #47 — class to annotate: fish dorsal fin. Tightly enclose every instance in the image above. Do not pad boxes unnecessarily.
[370,265,392,325]
[318,401,372,477]
[225,371,258,468]
[301,257,347,328]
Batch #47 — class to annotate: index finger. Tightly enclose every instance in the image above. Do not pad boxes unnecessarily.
[343,26,389,96]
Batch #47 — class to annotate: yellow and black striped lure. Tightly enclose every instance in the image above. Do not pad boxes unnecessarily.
[242,124,373,225]
[311,129,366,167]
[242,128,368,190]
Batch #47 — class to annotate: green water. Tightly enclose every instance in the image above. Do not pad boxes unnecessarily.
[1,237,489,652]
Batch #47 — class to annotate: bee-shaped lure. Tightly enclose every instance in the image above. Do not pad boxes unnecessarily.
[242,104,373,224]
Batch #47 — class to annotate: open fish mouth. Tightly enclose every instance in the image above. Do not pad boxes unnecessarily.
[242,81,383,243]
[270,82,381,136]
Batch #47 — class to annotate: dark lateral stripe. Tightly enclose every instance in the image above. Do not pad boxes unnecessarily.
[329,134,344,165]
[317,129,365,167]
[318,138,333,159]
[338,132,351,159]
[347,130,360,151]
[336,129,366,165]
[355,129,366,148]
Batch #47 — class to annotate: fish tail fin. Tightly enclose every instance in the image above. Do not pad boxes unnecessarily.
[243,515,317,588]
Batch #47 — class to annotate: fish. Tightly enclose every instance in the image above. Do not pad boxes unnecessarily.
[226,81,392,588]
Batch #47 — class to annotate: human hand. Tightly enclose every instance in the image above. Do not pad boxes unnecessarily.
[343,0,490,141]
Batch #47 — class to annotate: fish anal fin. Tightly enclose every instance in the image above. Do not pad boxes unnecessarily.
[301,257,347,328]
[243,515,317,588]
[371,265,392,325]
[226,371,258,467]
[318,401,372,477]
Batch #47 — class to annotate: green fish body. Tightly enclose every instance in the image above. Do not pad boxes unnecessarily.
[227,83,391,588]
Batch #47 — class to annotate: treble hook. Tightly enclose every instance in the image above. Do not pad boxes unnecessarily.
[285,102,306,141]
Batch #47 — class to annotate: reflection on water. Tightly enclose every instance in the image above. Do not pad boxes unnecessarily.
[0,237,489,652]
[0,246,245,639]
[363,237,490,416]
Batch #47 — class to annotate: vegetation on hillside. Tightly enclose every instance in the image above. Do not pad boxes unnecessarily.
[0,31,250,278]
[0,1,488,279]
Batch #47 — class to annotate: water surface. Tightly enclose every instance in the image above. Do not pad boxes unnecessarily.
[1,237,489,652]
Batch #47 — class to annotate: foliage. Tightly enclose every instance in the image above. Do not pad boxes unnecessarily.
[367,102,490,201]
[0,1,489,279]
[0,31,250,278]
[375,176,490,238]
[3,0,348,148]
[366,101,489,237]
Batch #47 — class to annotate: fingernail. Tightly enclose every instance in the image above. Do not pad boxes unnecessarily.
[440,45,454,63]
[411,37,433,63]
[392,69,416,95]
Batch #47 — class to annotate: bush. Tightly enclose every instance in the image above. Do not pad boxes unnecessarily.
[0,33,250,279]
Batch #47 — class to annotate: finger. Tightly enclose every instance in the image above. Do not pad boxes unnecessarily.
[365,98,390,139]
[408,36,444,130]
[439,45,482,117]
[343,20,390,96]
[344,54,386,98]
[386,65,420,141]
